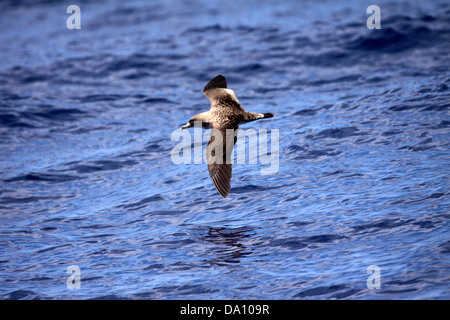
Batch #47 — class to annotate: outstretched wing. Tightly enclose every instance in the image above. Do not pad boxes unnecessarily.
[203,75,244,111]
[203,74,227,92]
[206,122,239,198]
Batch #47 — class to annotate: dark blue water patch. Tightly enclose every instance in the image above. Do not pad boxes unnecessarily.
[78,223,116,230]
[144,141,172,152]
[351,218,413,235]
[294,11,450,68]
[80,276,105,284]
[148,238,198,249]
[411,220,442,230]
[421,102,450,112]
[288,147,342,161]
[91,3,171,29]
[142,210,187,217]
[36,244,72,255]
[230,184,277,194]
[260,29,296,45]
[253,85,291,94]
[379,176,401,182]
[141,97,176,104]
[66,159,139,174]
[0,106,90,129]
[73,93,153,105]
[3,172,81,184]
[112,149,148,160]
[2,290,42,300]
[389,102,450,112]
[104,54,162,73]
[19,73,52,84]
[0,113,36,128]
[400,192,447,205]
[439,241,450,254]
[122,72,150,80]
[268,237,307,250]
[27,276,53,282]
[118,194,165,211]
[40,226,58,232]
[127,128,148,134]
[207,204,235,211]
[345,26,433,53]
[433,83,449,93]
[0,195,60,205]
[295,74,362,87]
[380,288,420,295]
[332,288,364,299]
[293,284,349,298]
[321,169,352,177]
[396,138,438,152]
[1,66,49,85]
[366,76,389,84]
[306,127,366,140]
[281,195,301,203]
[300,50,352,67]
[385,277,426,288]
[143,263,165,271]
[89,294,130,300]
[153,284,220,297]
[54,55,116,80]
[304,234,347,243]
[229,63,269,74]
[376,275,428,295]
[292,108,317,116]
[268,234,347,251]
[0,229,33,236]
[127,291,155,300]
[287,221,312,227]
[76,94,127,103]
[184,24,232,34]
[63,125,109,135]
[101,53,188,75]
[189,226,254,264]
[0,52,187,86]
[166,261,204,271]
[31,107,88,122]
[0,92,29,101]
[346,11,450,50]
[381,130,403,137]
[426,192,446,200]
[0,0,71,9]
[286,144,308,154]
[201,226,253,244]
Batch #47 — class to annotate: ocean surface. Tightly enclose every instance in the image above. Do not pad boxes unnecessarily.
[0,0,449,300]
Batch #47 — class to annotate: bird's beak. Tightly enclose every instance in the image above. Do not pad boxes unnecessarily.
[181,122,192,130]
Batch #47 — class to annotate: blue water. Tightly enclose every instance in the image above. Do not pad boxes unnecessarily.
[0,0,449,300]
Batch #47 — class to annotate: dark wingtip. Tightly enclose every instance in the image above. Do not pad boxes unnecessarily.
[262,113,274,118]
[203,75,227,92]
[219,190,229,198]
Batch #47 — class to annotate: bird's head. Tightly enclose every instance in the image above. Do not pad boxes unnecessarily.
[180,114,211,130]
[181,120,193,130]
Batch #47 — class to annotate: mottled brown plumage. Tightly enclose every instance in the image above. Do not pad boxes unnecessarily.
[181,75,273,198]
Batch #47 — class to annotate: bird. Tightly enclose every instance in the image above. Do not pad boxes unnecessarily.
[181,75,273,198]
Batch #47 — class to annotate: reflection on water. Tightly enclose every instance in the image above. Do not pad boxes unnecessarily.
[201,226,253,266]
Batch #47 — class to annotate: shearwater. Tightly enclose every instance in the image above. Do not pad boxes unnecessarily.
[181,75,273,198]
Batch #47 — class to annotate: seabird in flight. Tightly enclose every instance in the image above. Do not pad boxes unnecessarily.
[181,75,274,198]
